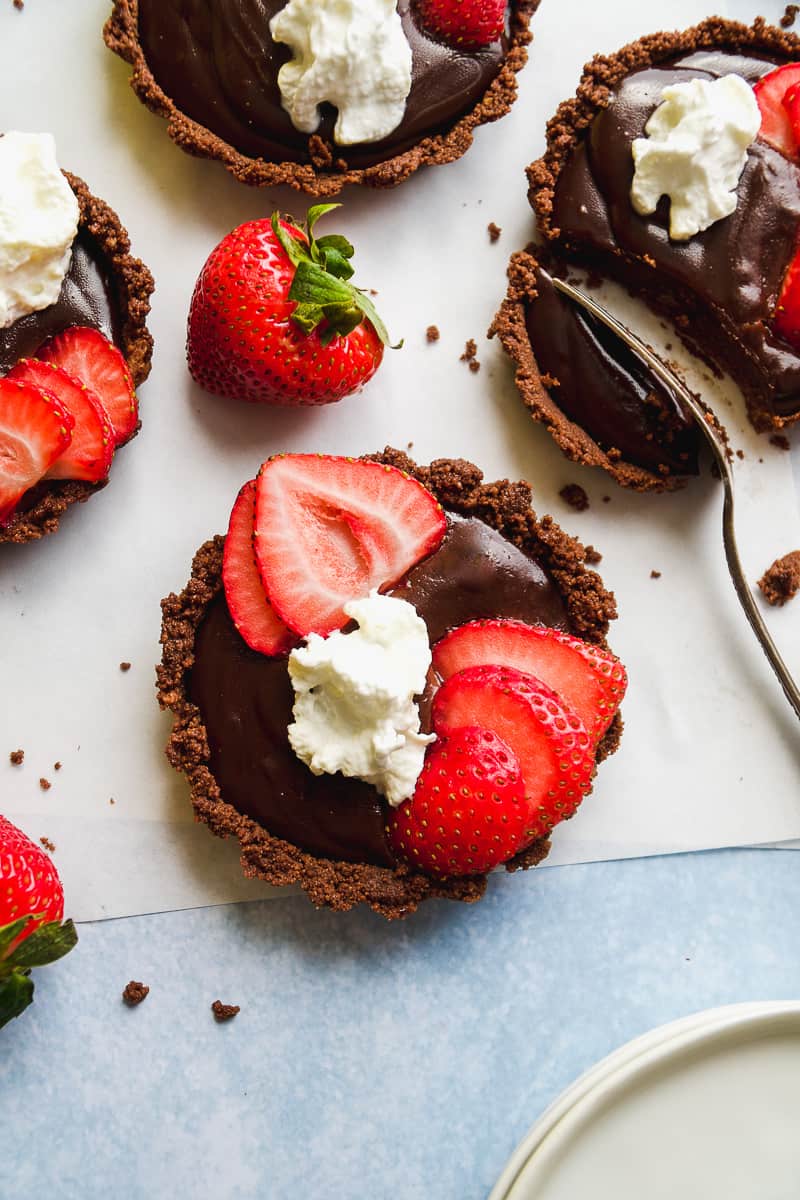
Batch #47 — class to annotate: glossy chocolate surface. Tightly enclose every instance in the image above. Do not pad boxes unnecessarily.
[551,51,800,418]
[137,0,508,167]
[526,264,700,474]
[0,231,120,375]
[189,513,569,866]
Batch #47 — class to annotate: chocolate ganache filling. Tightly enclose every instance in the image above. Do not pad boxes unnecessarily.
[189,513,569,866]
[550,51,800,420]
[136,0,509,168]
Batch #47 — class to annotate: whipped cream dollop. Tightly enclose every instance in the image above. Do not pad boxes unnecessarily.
[269,0,413,145]
[287,591,434,806]
[0,132,79,329]
[630,74,761,241]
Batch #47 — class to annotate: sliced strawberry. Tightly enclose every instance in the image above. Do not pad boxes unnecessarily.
[253,454,446,637]
[386,727,530,877]
[432,664,595,841]
[432,619,627,741]
[0,379,74,524]
[784,80,800,149]
[223,479,295,656]
[36,326,137,446]
[7,359,114,483]
[753,63,800,158]
[774,246,800,351]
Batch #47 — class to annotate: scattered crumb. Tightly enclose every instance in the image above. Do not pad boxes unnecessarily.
[109,797,116,805]
[9,749,24,766]
[54,761,62,771]
[559,483,590,512]
[781,3,799,27]
[651,570,662,579]
[460,338,481,373]
[736,449,745,460]
[769,434,790,451]
[487,222,502,243]
[212,1000,240,1022]
[39,777,51,791]
[468,359,481,374]
[13,0,24,10]
[122,980,150,1007]
[758,550,800,607]
[759,457,764,464]
[39,836,56,853]
[119,661,132,672]
[584,545,603,565]
[406,441,414,450]
[602,495,611,504]
[425,325,440,343]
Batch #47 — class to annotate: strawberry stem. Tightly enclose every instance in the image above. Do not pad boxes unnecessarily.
[0,917,78,1028]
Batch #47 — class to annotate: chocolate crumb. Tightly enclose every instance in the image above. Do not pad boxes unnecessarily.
[54,761,62,771]
[119,661,132,672]
[769,434,791,451]
[560,483,590,512]
[651,570,662,579]
[39,837,56,853]
[9,749,24,765]
[782,4,799,27]
[425,325,440,343]
[758,550,800,606]
[602,496,611,504]
[736,449,745,459]
[584,545,603,564]
[39,777,51,791]
[461,338,478,362]
[469,359,481,373]
[109,797,116,805]
[212,1000,240,1022]
[13,0,24,9]
[122,980,149,1006]
[488,222,502,243]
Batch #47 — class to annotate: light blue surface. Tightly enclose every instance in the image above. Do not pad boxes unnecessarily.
[2,849,799,1199]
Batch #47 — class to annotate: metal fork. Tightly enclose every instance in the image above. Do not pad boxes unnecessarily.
[552,276,800,722]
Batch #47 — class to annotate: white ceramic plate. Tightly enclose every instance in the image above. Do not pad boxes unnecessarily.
[491,1002,800,1200]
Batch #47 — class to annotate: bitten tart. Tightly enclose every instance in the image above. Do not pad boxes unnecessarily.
[0,151,153,543]
[495,18,800,491]
[157,449,626,920]
[104,0,539,196]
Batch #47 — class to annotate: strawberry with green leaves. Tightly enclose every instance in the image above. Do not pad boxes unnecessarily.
[1,814,77,1028]
[187,205,393,406]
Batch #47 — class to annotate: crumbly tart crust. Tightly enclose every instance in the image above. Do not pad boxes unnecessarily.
[525,17,800,438]
[157,449,622,920]
[1,173,154,545]
[104,0,539,197]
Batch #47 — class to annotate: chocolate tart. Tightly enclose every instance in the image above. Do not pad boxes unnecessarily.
[104,0,539,196]
[157,449,622,920]
[501,17,800,489]
[0,172,154,544]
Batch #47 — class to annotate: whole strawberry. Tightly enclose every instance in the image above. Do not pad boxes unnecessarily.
[187,204,391,406]
[0,814,77,1028]
[418,0,506,49]
[387,726,531,876]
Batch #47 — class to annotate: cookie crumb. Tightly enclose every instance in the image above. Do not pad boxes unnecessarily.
[461,338,478,361]
[584,545,603,564]
[468,359,481,373]
[39,777,51,791]
[650,570,662,579]
[425,325,440,343]
[109,797,116,805]
[602,495,611,504]
[212,1000,240,1022]
[758,550,800,607]
[122,980,150,1006]
[781,3,799,27]
[769,434,790,451]
[487,222,502,243]
[559,483,590,512]
[54,761,62,771]
[119,661,132,672]
[39,836,56,853]
[9,749,24,766]
[13,0,24,10]
[736,449,744,460]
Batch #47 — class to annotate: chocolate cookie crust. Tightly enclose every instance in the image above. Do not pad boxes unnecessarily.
[0,173,154,545]
[104,0,539,197]
[157,449,622,920]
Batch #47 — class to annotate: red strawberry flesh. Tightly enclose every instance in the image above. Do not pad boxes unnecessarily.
[753,62,800,158]
[419,0,506,49]
[774,246,800,351]
[432,619,627,740]
[0,814,64,951]
[432,664,595,840]
[37,326,137,446]
[254,454,446,637]
[223,479,295,656]
[0,379,74,524]
[8,359,114,483]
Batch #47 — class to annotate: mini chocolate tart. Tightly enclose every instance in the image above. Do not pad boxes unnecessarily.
[510,17,800,487]
[104,0,539,196]
[157,449,622,920]
[0,172,154,544]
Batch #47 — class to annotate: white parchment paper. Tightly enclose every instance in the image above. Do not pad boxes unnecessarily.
[1,0,799,920]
